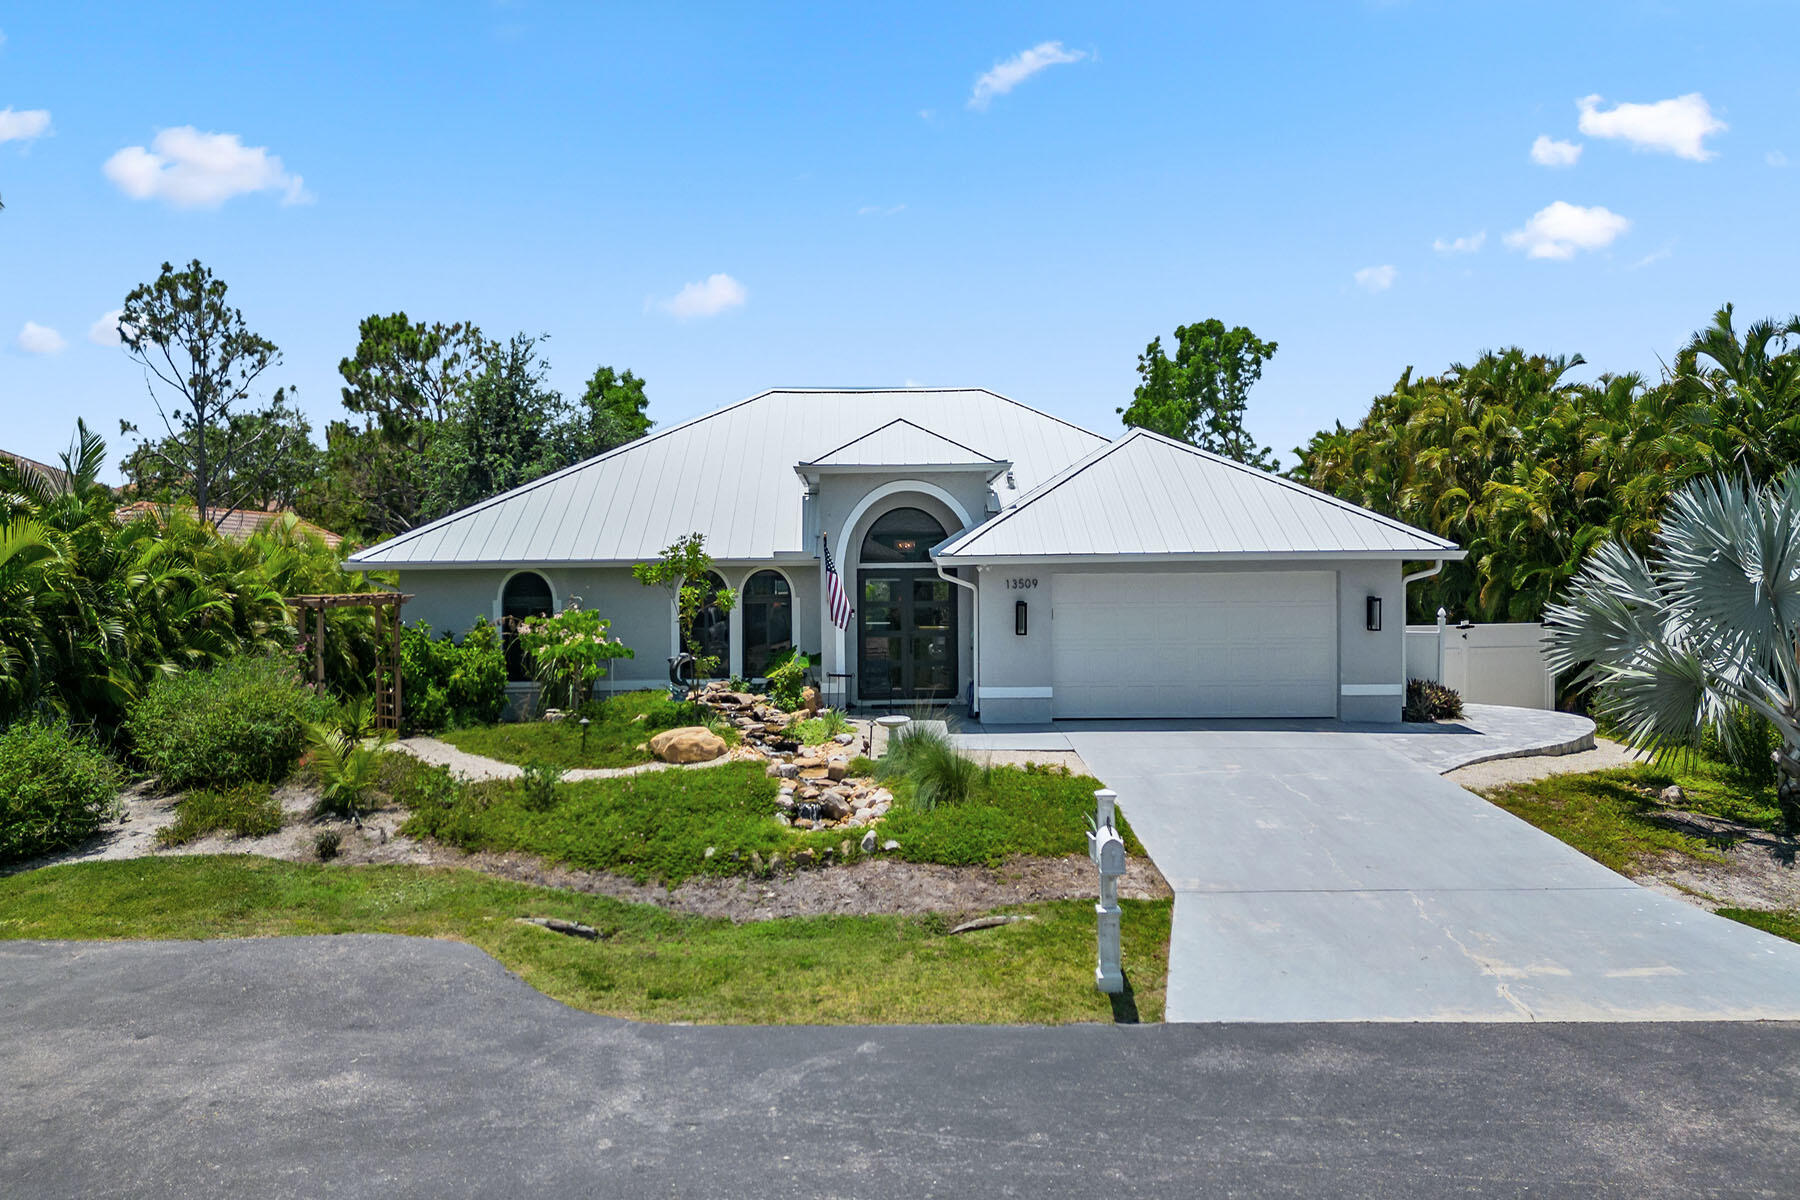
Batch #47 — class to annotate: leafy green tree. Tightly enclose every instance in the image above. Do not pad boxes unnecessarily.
[1119,320,1279,469]
[566,365,652,458]
[117,260,299,526]
[1545,471,1800,833]
[632,534,737,680]
[514,601,635,709]
[1671,304,1800,478]
[423,333,565,520]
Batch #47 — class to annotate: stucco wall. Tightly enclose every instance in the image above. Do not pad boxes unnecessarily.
[972,559,1408,724]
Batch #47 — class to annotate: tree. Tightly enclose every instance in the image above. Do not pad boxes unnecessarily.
[336,314,494,535]
[1119,320,1279,469]
[1545,471,1800,834]
[423,333,565,520]
[1671,304,1800,479]
[566,365,652,458]
[632,533,737,680]
[117,260,299,527]
[119,391,322,513]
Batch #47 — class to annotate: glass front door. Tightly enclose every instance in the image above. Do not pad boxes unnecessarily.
[857,570,958,702]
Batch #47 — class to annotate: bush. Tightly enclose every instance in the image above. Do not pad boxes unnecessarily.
[878,724,986,811]
[1700,704,1779,787]
[0,722,123,863]
[519,761,562,811]
[765,649,807,710]
[400,619,508,735]
[127,656,330,791]
[1403,678,1464,723]
[156,783,283,847]
[314,829,342,861]
[303,721,393,818]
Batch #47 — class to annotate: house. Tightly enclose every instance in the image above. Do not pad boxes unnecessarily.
[1,448,70,491]
[345,388,1462,723]
[116,501,345,549]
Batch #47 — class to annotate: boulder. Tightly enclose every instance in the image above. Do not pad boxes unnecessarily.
[716,691,760,709]
[882,839,900,852]
[834,732,857,746]
[648,726,728,764]
[860,829,878,854]
[819,792,853,821]
[827,757,849,782]
[799,767,831,781]
[800,686,820,715]
[1660,784,1686,805]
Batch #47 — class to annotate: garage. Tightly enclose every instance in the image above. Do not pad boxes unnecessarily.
[1051,571,1338,718]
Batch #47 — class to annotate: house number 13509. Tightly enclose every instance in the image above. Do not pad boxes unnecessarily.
[1005,577,1038,589]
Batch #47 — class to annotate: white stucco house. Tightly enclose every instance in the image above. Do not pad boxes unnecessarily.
[345,387,1462,724]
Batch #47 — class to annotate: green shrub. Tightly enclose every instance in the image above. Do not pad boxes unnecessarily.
[127,657,330,791]
[519,761,562,812]
[1700,704,1778,788]
[765,649,807,710]
[878,724,986,811]
[0,722,123,864]
[1403,678,1464,723]
[304,721,393,818]
[156,783,283,847]
[314,829,342,861]
[792,708,853,745]
[400,619,508,734]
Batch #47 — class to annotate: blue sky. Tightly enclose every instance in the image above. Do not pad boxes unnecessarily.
[2,1,1795,477]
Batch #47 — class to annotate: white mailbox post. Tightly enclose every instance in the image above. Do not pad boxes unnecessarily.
[1087,788,1126,994]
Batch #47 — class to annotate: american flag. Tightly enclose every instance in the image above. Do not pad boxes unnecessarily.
[824,534,853,630]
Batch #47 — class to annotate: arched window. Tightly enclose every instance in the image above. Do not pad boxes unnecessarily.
[861,507,947,564]
[692,570,731,678]
[741,570,793,679]
[500,571,554,682]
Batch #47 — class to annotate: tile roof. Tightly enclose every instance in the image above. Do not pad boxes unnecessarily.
[116,502,344,548]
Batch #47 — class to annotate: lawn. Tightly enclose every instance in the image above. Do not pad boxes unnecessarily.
[1719,908,1800,946]
[0,857,1171,1024]
[439,689,735,771]
[1480,759,1780,875]
[399,757,1144,885]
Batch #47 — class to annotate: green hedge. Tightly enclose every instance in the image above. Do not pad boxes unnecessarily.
[400,619,508,734]
[127,656,331,791]
[0,722,123,864]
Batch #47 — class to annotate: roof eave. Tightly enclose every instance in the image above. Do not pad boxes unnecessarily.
[932,548,1468,566]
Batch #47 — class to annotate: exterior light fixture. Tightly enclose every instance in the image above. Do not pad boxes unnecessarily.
[894,539,916,552]
[1015,600,1028,636]
[1365,596,1382,632]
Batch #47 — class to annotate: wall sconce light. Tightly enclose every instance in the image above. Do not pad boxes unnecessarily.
[1015,600,1028,636]
[1365,596,1383,632]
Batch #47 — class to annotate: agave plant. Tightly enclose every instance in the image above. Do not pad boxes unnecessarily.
[1544,469,1800,833]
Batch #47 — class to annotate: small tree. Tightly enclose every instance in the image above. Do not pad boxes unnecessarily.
[1118,319,1279,469]
[1545,470,1800,833]
[514,600,634,710]
[632,534,737,681]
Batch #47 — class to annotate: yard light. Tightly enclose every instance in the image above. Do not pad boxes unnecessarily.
[1365,596,1382,632]
[579,716,591,754]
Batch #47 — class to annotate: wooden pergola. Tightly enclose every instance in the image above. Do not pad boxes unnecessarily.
[288,592,413,731]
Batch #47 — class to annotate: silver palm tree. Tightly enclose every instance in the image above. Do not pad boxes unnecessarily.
[1544,469,1800,833]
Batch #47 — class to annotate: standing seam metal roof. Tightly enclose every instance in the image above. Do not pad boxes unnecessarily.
[933,428,1462,559]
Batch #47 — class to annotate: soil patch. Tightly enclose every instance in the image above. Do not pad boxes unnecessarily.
[1631,812,1800,912]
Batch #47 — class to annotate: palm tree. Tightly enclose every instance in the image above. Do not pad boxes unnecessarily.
[1544,470,1800,833]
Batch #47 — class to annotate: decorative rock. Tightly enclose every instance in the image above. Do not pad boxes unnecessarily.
[774,813,791,826]
[827,757,849,782]
[704,846,716,859]
[767,852,783,873]
[801,686,820,715]
[860,829,878,853]
[768,762,799,779]
[798,767,831,781]
[834,732,856,745]
[819,793,852,820]
[1660,785,1686,804]
[795,848,816,868]
[882,839,900,852]
[793,755,824,769]
[797,784,822,800]
[516,916,601,940]
[776,794,796,810]
[649,726,728,763]
[717,691,760,709]
[749,850,764,874]
[948,915,1035,936]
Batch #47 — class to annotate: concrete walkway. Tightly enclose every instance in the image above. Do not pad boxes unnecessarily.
[1056,724,1800,1022]
[6,937,1800,1199]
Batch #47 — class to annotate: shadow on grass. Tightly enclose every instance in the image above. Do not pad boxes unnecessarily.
[1109,970,1140,1025]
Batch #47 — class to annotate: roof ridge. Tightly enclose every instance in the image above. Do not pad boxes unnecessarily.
[935,430,1137,555]
[806,417,999,465]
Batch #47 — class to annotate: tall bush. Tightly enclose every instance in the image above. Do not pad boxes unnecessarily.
[515,601,634,710]
[0,722,123,864]
[399,618,508,734]
[127,656,330,790]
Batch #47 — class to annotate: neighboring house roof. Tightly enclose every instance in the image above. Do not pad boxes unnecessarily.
[346,388,1106,568]
[0,448,69,490]
[934,428,1464,562]
[803,418,1000,468]
[117,501,344,549]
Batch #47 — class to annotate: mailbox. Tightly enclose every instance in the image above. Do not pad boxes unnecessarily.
[1089,788,1127,994]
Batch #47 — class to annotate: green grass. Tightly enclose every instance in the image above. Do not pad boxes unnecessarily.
[1719,908,1800,945]
[1481,760,1780,874]
[156,783,285,847]
[400,756,1142,885]
[439,690,737,771]
[0,857,1171,1024]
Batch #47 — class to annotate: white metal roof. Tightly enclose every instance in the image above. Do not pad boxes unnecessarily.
[347,388,1106,567]
[934,428,1463,562]
[804,418,999,467]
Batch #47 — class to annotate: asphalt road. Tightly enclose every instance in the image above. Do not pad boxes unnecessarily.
[4,936,1800,1198]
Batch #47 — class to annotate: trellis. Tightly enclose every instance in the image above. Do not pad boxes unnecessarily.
[288,592,413,731]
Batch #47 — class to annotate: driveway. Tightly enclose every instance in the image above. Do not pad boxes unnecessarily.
[1057,723,1800,1022]
[6,937,1800,1198]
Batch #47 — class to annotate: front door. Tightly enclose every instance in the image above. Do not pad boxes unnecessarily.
[857,571,958,702]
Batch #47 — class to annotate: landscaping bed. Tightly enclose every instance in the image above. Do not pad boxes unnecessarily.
[439,689,736,771]
[0,857,1173,1025]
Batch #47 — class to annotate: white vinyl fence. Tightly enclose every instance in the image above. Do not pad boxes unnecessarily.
[1404,614,1557,710]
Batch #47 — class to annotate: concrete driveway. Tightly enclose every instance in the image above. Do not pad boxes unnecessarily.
[1051,723,1800,1023]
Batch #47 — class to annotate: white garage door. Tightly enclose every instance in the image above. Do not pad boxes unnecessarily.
[1052,572,1338,718]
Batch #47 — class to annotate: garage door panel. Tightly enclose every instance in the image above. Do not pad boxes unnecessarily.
[1052,572,1337,718]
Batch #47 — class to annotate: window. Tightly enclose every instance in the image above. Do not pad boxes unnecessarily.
[742,570,793,679]
[861,507,948,564]
[500,571,554,682]
[693,570,731,677]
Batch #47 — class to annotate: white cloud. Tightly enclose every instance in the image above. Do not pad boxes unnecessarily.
[857,203,906,216]
[1353,264,1397,292]
[1768,150,1790,168]
[0,107,51,143]
[659,273,747,319]
[87,309,128,346]
[1432,230,1486,254]
[968,41,1087,110]
[1530,135,1582,167]
[1629,247,1672,270]
[1503,201,1630,259]
[103,126,312,209]
[18,321,66,354]
[1576,93,1725,161]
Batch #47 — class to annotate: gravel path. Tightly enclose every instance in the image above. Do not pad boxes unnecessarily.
[392,735,754,782]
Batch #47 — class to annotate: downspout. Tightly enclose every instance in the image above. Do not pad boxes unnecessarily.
[934,557,979,717]
[1399,561,1445,692]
